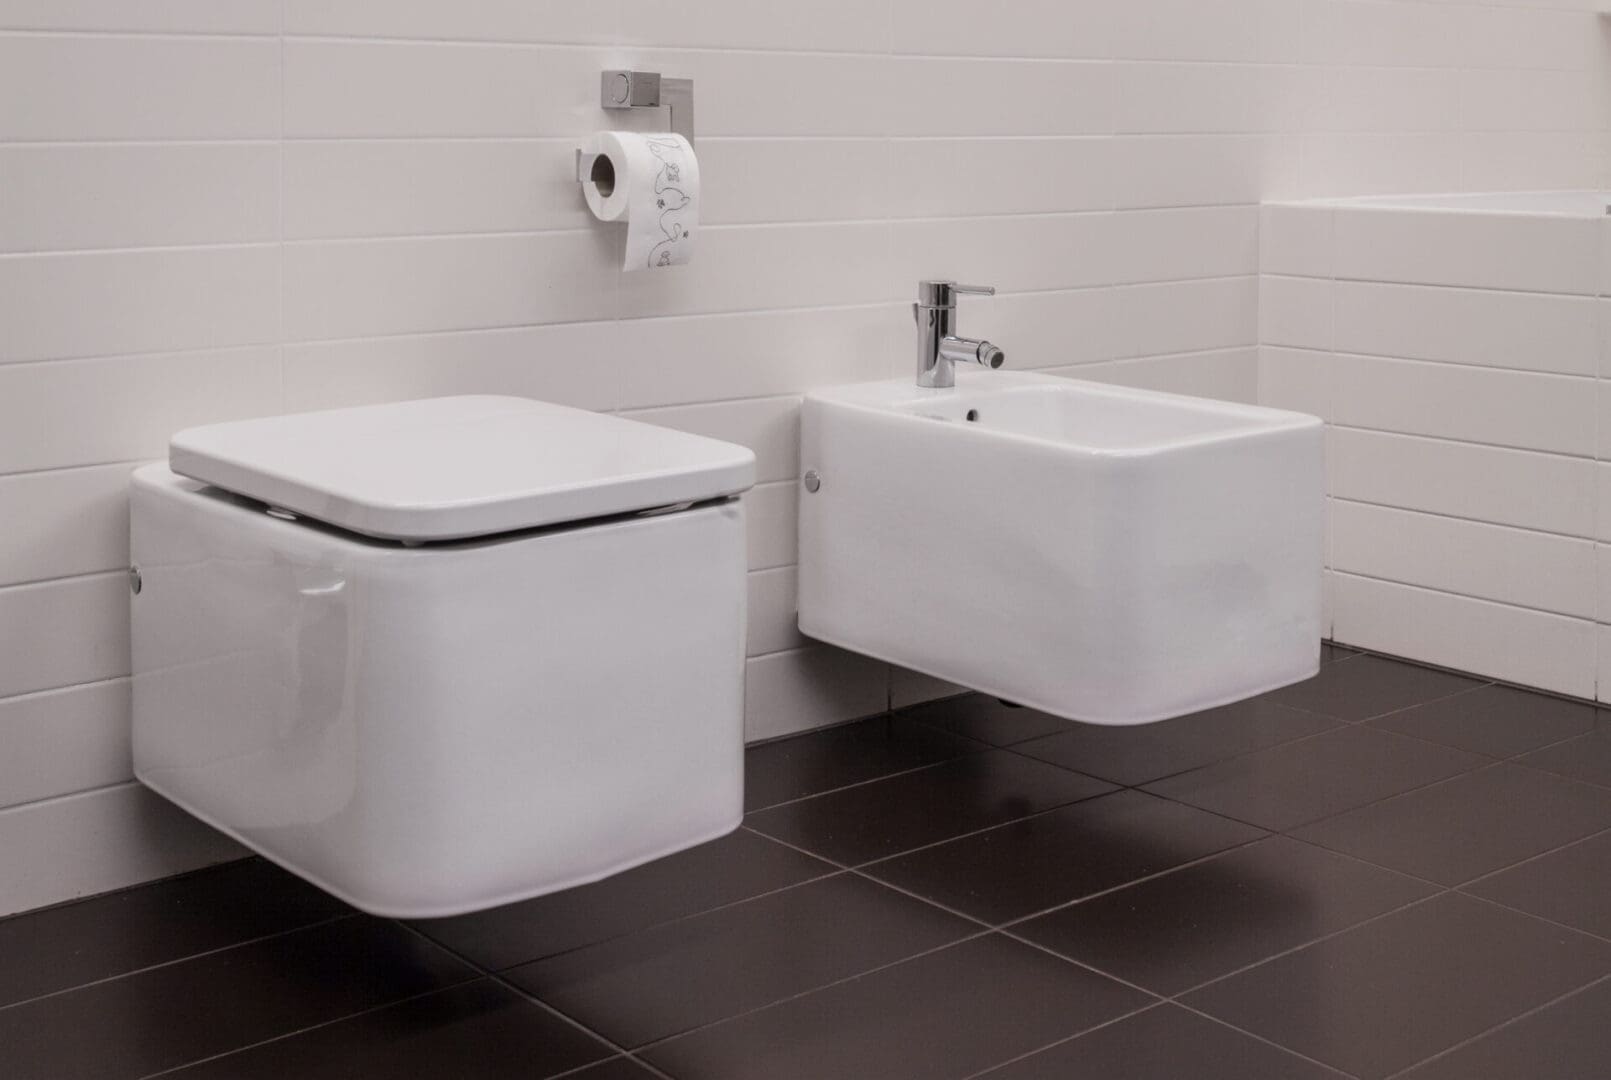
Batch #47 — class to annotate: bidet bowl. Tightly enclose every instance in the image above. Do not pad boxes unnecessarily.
[797,370,1325,725]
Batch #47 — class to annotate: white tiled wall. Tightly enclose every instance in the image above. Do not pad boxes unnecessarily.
[2,0,1609,915]
[1261,198,1611,701]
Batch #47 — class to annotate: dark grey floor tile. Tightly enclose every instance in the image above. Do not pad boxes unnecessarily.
[975,1004,1348,1080]
[744,715,982,812]
[1013,699,1336,787]
[1294,764,1611,885]
[410,829,832,970]
[1014,836,1436,995]
[1143,725,1486,832]
[160,978,610,1080]
[1267,654,1484,722]
[506,873,973,1047]
[1465,829,1611,939]
[1183,893,1611,1079]
[640,934,1150,1080]
[746,750,1115,866]
[1517,727,1611,788]
[0,858,348,1009]
[1368,684,1598,758]
[901,694,1072,747]
[0,917,475,1080]
[1397,977,1611,1080]
[864,790,1263,924]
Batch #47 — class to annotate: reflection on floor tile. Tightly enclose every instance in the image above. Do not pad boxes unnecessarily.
[1268,654,1485,722]
[1013,835,1436,995]
[7,646,1610,1080]
[1183,893,1611,1079]
[745,749,1114,866]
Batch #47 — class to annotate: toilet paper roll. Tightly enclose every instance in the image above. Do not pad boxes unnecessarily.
[580,131,700,272]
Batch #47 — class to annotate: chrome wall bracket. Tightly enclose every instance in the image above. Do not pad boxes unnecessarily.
[576,70,696,181]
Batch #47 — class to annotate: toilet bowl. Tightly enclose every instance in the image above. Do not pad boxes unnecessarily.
[130,395,756,918]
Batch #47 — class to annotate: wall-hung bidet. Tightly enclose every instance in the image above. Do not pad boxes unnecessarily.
[798,283,1325,725]
[129,396,755,917]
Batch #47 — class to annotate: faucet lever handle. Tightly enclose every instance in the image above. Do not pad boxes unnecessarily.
[952,284,996,297]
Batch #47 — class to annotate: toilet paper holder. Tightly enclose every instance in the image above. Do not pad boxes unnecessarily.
[575,70,695,182]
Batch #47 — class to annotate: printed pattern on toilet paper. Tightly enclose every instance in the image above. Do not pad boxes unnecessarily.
[646,135,694,269]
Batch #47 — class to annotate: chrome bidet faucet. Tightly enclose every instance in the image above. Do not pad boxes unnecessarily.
[914,280,1007,388]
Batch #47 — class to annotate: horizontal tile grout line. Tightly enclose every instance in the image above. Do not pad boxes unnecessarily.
[1,204,1264,257]
[744,748,998,817]
[0,566,128,593]
[1380,974,1611,1080]
[1330,421,1606,464]
[1263,270,1611,301]
[0,912,360,1016]
[1326,496,1602,546]
[1291,345,1601,383]
[1328,567,1597,623]
[0,281,1258,376]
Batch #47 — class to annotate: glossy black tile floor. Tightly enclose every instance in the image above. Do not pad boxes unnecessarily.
[7,645,1611,1079]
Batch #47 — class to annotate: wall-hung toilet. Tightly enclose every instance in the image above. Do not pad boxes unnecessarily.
[129,395,756,918]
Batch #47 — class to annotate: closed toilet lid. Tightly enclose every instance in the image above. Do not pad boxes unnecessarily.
[168,395,757,541]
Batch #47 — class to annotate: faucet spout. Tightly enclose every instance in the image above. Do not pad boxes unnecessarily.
[914,280,1007,388]
[939,336,1005,371]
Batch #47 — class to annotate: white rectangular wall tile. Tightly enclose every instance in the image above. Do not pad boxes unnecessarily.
[283,233,618,342]
[1333,573,1597,700]
[1260,205,1331,278]
[747,567,806,658]
[744,482,798,572]
[744,647,889,743]
[0,574,129,699]
[1333,355,1595,458]
[0,348,282,474]
[282,324,620,415]
[1050,348,1260,404]
[0,248,279,364]
[0,679,131,809]
[1259,274,1333,351]
[0,464,135,586]
[285,0,620,43]
[1332,207,1601,295]
[623,396,802,484]
[1117,276,1258,359]
[0,35,279,140]
[1258,346,1331,420]
[1330,428,1595,538]
[1335,281,1599,376]
[0,783,244,918]
[1333,501,1595,620]
[0,145,278,254]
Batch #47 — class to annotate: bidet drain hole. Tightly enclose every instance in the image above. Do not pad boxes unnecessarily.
[966,409,980,422]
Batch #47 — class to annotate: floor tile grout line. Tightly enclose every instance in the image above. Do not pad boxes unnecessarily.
[1163,890,1451,1003]
[1455,820,1611,894]
[0,911,361,1014]
[806,781,1128,874]
[388,920,679,1080]
[448,862,850,975]
[131,979,487,1080]
[624,926,1003,1057]
[1379,973,1611,1080]
[1453,878,1611,948]
[995,716,1349,791]
[989,833,1274,934]
[1168,998,1366,1080]
[743,739,999,815]
[954,1000,1167,1080]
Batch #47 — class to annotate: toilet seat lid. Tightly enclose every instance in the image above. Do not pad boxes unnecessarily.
[168,395,757,541]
